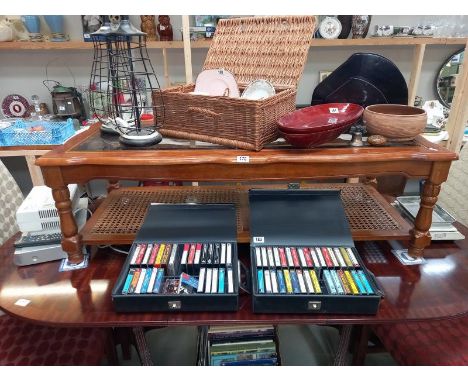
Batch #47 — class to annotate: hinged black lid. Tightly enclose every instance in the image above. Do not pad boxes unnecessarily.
[249,189,354,247]
[136,203,237,243]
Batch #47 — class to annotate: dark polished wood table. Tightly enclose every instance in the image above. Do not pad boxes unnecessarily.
[1,227,467,365]
[36,124,458,264]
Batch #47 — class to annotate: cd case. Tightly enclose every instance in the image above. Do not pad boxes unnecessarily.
[249,189,383,314]
[112,203,239,312]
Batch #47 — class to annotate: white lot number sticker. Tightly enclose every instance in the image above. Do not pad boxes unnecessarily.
[236,155,250,163]
[14,298,31,307]
[253,236,265,244]
[328,117,338,124]
[329,107,339,113]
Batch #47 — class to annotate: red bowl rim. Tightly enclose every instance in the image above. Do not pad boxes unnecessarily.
[280,122,353,136]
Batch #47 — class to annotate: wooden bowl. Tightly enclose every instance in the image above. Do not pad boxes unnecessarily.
[363,104,427,141]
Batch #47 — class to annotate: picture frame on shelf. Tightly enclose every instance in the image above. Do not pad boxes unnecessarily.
[319,71,332,83]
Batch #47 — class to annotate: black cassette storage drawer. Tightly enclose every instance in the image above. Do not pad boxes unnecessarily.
[112,204,239,312]
[249,189,383,314]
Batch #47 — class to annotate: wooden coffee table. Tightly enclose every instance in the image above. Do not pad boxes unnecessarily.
[36,123,457,263]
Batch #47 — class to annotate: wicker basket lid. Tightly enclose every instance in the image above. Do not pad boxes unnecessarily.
[202,16,316,89]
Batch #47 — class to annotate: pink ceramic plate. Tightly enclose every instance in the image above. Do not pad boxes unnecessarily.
[194,69,240,98]
[277,103,363,134]
[1,94,31,118]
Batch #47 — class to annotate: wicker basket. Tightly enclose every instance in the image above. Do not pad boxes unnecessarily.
[155,16,316,151]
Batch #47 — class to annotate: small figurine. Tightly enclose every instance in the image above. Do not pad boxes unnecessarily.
[1,16,29,41]
[157,15,173,41]
[140,15,157,40]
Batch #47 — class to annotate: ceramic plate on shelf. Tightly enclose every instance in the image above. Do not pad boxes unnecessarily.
[1,94,31,118]
[241,80,276,101]
[194,68,240,97]
[319,17,342,39]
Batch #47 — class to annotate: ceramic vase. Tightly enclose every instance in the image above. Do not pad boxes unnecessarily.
[0,24,14,41]
[21,15,41,33]
[44,15,66,41]
[337,15,353,39]
[351,15,372,39]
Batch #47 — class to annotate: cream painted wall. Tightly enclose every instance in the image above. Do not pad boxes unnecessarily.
[1,15,466,194]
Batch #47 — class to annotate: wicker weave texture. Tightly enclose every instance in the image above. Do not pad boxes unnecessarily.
[204,16,316,88]
[157,16,316,151]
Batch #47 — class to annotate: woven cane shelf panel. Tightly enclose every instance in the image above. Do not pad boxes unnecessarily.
[80,184,411,245]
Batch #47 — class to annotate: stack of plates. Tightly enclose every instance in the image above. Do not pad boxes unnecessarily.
[193,69,276,101]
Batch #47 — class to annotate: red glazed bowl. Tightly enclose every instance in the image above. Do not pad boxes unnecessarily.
[277,103,364,134]
[281,123,351,148]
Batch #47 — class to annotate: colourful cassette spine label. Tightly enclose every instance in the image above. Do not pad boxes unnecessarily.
[330,270,345,294]
[327,247,339,267]
[142,244,153,265]
[270,270,279,293]
[129,269,141,293]
[226,243,232,265]
[303,248,313,267]
[205,269,212,293]
[130,245,140,264]
[220,243,226,264]
[279,248,287,267]
[298,248,307,268]
[207,244,214,264]
[135,244,147,265]
[255,247,262,266]
[303,269,314,293]
[187,244,196,264]
[161,244,172,266]
[334,248,346,267]
[273,247,281,267]
[337,270,351,294]
[135,269,146,294]
[264,270,272,293]
[340,247,353,267]
[346,248,360,267]
[148,244,160,265]
[321,247,333,267]
[181,272,199,289]
[291,248,300,267]
[155,244,166,266]
[122,269,135,294]
[194,243,202,264]
[197,268,206,293]
[218,268,225,293]
[310,248,320,267]
[147,267,158,292]
[153,269,164,293]
[296,270,307,293]
[227,268,234,293]
[140,268,153,293]
[285,247,294,267]
[167,244,178,271]
[323,270,337,294]
[344,270,359,295]
[290,271,300,294]
[261,247,268,266]
[267,247,275,267]
[309,269,321,293]
[211,269,218,293]
[351,270,366,294]
[283,269,293,294]
[180,243,190,265]
[357,270,374,294]
[213,244,221,264]
[276,270,286,293]
[315,247,327,267]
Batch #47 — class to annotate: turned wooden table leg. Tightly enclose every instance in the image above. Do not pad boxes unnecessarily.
[408,162,452,258]
[52,186,84,264]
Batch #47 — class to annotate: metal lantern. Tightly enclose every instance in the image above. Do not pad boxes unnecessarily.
[89,16,164,146]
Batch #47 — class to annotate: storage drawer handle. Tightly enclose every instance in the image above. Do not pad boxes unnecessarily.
[187,107,220,119]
